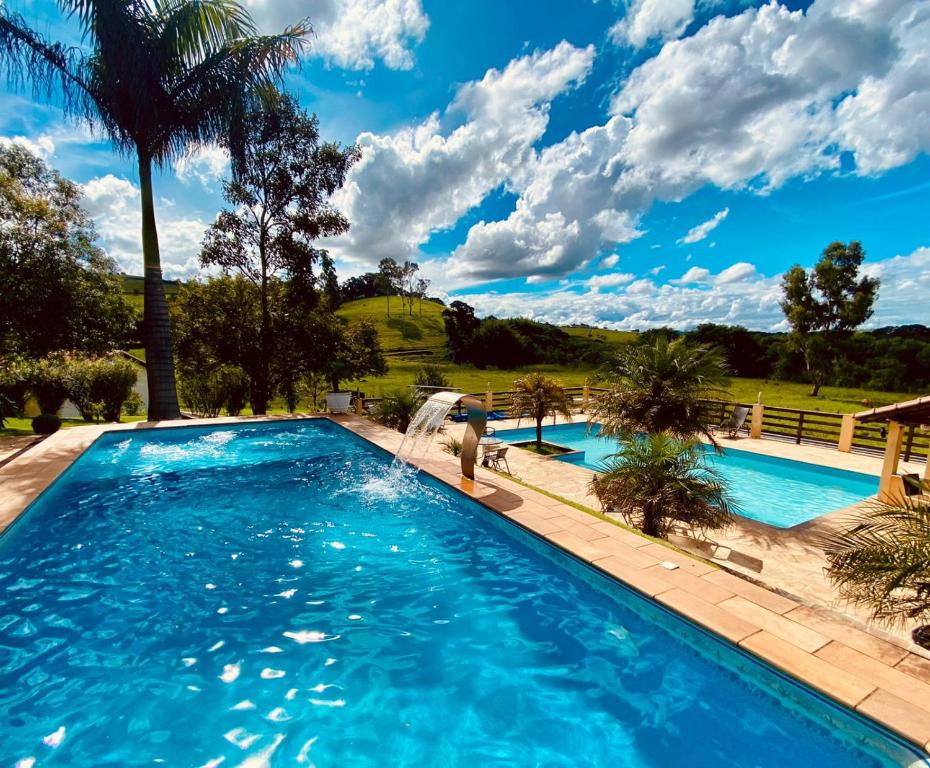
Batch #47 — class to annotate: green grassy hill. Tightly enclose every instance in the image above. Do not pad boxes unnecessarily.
[561,325,638,346]
[120,274,183,311]
[337,297,447,355]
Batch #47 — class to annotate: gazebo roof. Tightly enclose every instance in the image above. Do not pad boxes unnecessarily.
[854,395,930,425]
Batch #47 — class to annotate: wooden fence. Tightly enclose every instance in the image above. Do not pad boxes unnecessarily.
[354,387,928,462]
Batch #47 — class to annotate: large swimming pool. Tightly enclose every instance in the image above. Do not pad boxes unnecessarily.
[496,422,877,528]
[0,420,921,766]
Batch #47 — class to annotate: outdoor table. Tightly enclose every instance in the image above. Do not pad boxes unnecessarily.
[478,436,504,464]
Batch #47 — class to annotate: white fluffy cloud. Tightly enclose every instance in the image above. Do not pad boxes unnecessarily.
[327,42,596,268]
[610,0,695,49]
[678,207,729,244]
[0,133,55,158]
[81,175,212,279]
[243,0,429,70]
[586,272,636,292]
[175,144,229,190]
[456,247,930,331]
[611,0,925,193]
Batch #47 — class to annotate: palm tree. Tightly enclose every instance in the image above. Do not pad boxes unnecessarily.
[1,1,308,419]
[591,335,729,444]
[820,496,930,647]
[591,434,734,538]
[509,372,573,449]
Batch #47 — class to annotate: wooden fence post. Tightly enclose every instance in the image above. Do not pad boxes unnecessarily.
[837,414,856,453]
[355,397,364,417]
[485,390,493,412]
[582,385,590,411]
[750,403,764,439]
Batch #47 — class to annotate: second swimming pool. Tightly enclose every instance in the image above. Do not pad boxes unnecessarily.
[496,422,878,527]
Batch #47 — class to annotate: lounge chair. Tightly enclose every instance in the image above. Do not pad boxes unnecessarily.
[486,446,511,474]
[713,405,750,439]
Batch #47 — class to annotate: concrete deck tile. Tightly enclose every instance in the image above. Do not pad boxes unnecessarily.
[593,557,677,598]
[591,539,663,569]
[507,512,566,537]
[783,605,909,666]
[638,542,716,576]
[815,642,930,713]
[588,520,653,548]
[544,530,612,563]
[657,588,761,643]
[856,689,930,750]
[896,654,930,686]
[646,565,734,604]
[702,570,798,615]
[740,631,876,708]
[719,596,829,653]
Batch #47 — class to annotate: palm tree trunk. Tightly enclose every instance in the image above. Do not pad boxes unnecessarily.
[139,154,181,421]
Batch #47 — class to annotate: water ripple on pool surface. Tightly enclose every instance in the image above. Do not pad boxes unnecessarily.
[0,420,921,766]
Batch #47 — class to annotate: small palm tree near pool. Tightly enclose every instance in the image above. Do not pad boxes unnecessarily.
[820,496,930,648]
[591,434,734,538]
[509,373,573,449]
[592,335,729,445]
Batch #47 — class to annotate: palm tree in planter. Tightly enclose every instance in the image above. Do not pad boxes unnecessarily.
[0,1,307,419]
[509,373,573,450]
[591,335,729,445]
[820,495,930,648]
[591,434,734,538]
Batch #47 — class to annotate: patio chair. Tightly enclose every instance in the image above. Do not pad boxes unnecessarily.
[713,405,750,438]
[486,446,511,474]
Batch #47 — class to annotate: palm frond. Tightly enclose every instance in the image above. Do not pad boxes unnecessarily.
[0,11,93,117]
[819,497,930,626]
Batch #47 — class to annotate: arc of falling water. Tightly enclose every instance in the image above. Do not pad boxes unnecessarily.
[394,392,487,479]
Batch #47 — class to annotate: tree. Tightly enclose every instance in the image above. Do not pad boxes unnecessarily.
[1,1,307,419]
[591,335,729,444]
[170,275,262,403]
[442,300,480,363]
[414,277,430,316]
[0,145,135,357]
[201,93,359,413]
[378,258,402,317]
[509,373,573,449]
[309,314,387,393]
[781,241,880,396]
[820,496,930,647]
[591,434,734,538]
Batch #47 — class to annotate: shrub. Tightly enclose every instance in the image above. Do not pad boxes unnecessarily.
[65,355,137,422]
[220,366,250,417]
[29,355,70,414]
[413,365,450,390]
[374,390,421,433]
[123,390,143,417]
[179,366,249,418]
[0,356,32,427]
[440,436,463,456]
[91,357,137,422]
[32,413,62,435]
[179,372,226,418]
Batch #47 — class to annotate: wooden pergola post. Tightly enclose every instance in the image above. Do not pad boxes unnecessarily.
[878,420,905,503]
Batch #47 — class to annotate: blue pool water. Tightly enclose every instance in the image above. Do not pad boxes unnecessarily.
[497,422,878,528]
[0,420,921,766]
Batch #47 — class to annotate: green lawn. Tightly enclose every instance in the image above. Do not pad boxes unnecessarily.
[1,414,148,438]
[121,273,183,312]
[560,325,638,346]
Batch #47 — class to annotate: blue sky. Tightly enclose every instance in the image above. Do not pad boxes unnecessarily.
[2,0,929,330]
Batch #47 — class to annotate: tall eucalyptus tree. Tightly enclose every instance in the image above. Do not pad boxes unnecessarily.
[1,0,308,418]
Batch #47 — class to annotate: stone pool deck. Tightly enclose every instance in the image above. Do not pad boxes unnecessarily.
[1,414,929,754]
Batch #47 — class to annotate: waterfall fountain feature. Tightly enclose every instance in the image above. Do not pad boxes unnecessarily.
[395,391,487,479]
